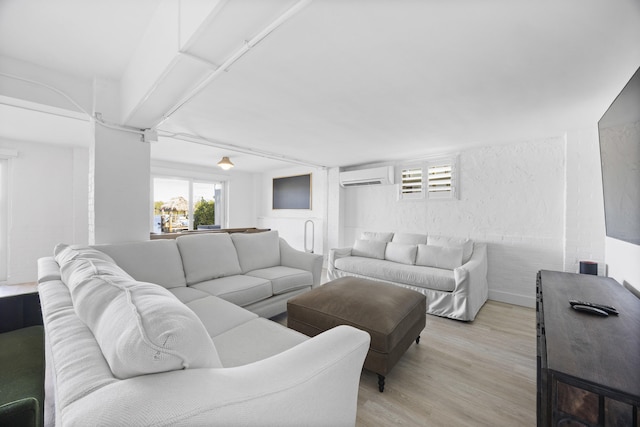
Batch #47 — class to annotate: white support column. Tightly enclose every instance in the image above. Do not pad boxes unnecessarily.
[88,122,150,244]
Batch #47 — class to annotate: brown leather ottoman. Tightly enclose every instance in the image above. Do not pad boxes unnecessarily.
[287,276,426,392]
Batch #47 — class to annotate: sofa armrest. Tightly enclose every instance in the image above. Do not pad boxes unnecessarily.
[62,325,370,427]
[37,257,61,284]
[279,238,323,287]
[328,247,352,269]
[453,243,488,291]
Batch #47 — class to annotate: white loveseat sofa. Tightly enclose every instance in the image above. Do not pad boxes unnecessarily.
[37,231,370,426]
[328,231,488,321]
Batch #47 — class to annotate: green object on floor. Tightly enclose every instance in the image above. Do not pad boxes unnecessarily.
[0,325,45,427]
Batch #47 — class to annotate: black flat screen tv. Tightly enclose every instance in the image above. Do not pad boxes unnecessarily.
[598,66,640,246]
[272,174,312,210]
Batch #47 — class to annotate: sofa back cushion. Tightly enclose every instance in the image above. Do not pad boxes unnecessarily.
[384,242,417,265]
[71,272,222,379]
[360,231,394,242]
[55,244,133,290]
[416,244,464,270]
[176,233,242,285]
[231,230,281,273]
[391,233,427,245]
[427,235,474,264]
[92,240,187,289]
[352,239,387,260]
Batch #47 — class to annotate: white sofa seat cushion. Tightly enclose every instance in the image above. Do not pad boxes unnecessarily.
[192,275,272,307]
[93,240,187,289]
[427,235,474,264]
[72,273,222,379]
[246,266,313,295]
[352,239,386,259]
[416,244,463,269]
[213,318,308,367]
[384,242,417,265]
[334,256,456,292]
[391,233,427,245]
[231,230,281,273]
[185,295,258,338]
[169,287,211,304]
[176,233,242,285]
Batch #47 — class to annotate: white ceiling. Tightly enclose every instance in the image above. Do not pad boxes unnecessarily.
[1,0,639,171]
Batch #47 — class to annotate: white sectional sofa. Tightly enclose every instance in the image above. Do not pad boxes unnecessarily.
[37,231,370,426]
[328,231,488,321]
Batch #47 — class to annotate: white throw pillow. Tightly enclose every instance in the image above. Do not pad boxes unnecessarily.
[360,231,394,242]
[231,230,281,273]
[72,275,221,379]
[352,239,387,259]
[384,242,418,265]
[416,244,464,270]
[427,235,474,264]
[391,233,428,245]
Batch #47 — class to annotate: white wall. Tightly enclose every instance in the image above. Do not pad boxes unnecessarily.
[563,128,606,274]
[606,237,640,295]
[0,139,88,283]
[340,137,568,307]
[257,166,327,253]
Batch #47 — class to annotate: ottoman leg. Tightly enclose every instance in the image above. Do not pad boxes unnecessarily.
[377,374,385,393]
[416,336,420,344]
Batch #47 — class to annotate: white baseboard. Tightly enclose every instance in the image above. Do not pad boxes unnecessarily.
[489,289,535,308]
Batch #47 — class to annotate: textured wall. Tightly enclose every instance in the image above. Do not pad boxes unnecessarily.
[342,137,567,307]
[564,128,606,274]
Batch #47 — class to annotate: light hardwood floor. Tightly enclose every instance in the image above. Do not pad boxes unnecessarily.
[277,300,537,426]
[355,300,537,426]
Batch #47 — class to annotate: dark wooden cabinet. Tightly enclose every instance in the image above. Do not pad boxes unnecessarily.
[537,270,640,427]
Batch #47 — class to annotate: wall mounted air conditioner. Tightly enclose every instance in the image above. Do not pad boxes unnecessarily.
[339,166,395,187]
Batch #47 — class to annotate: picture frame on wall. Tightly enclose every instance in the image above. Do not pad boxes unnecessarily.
[273,173,312,210]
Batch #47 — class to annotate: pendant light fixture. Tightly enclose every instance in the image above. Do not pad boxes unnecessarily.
[217,156,234,170]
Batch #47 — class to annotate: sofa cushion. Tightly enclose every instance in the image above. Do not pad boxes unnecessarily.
[427,235,474,264]
[391,233,427,245]
[246,266,313,295]
[176,233,242,285]
[71,275,221,379]
[61,258,132,293]
[416,245,463,270]
[169,287,211,304]
[352,239,386,260]
[231,231,281,273]
[93,240,187,289]
[384,242,417,265]
[213,318,308,368]
[360,231,394,242]
[192,275,272,307]
[334,257,456,292]
[54,243,115,265]
[185,296,258,338]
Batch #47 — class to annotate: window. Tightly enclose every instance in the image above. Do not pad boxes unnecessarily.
[426,156,458,200]
[152,178,223,233]
[398,155,459,201]
[399,166,424,200]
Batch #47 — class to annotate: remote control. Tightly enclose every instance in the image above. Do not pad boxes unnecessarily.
[569,299,618,315]
[571,304,608,316]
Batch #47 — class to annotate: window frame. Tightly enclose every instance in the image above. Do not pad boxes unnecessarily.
[397,154,459,202]
[151,175,225,233]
